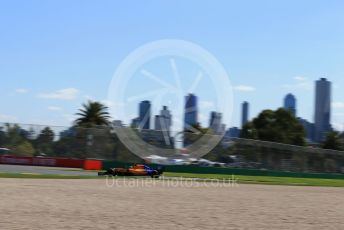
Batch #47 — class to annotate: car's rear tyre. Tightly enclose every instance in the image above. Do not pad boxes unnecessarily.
[151,174,160,179]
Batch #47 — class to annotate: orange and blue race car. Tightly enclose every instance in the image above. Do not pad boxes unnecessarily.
[98,164,164,178]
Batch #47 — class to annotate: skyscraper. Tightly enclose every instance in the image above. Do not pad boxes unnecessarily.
[209,111,222,134]
[139,100,151,130]
[154,115,163,131]
[314,78,332,142]
[241,101,249,128]
[155,106,172,132]
[161,106,172,131]
[184,94,198,130]
[284,93,296,116]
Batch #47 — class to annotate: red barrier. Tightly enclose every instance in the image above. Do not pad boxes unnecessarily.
[56,158,84,168]
[0,155,33,165]
[0,155,85,169]
[33,157,57,166]
[83,160,102,170]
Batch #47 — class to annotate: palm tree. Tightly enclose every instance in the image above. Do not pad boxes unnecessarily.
[75,101,111,127]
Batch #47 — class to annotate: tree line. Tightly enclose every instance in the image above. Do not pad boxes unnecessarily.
[0,101,141,162]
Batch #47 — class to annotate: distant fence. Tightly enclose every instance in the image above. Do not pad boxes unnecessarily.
[232,138,344,156]
[1,122,344,174]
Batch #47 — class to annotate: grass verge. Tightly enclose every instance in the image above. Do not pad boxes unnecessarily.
[1,171,344,187]
[164,172,344,187]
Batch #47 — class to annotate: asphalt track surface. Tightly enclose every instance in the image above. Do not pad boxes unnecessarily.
[0,164,97,176]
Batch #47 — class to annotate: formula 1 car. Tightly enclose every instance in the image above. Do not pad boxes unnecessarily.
[98,164,164,178]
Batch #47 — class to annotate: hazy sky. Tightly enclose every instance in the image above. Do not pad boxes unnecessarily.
[1,0,344,131]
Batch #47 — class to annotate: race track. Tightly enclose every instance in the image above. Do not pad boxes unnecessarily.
[0,178,343,229]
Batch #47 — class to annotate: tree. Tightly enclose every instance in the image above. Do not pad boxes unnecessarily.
[12,141,35,157]
[34,127,55,155]
[75,101,111,127]
[3,124,27,147]
[36,127,55,143]
[0,126,5,146]
[241,108,306,146]
[240,122,258,139]
[0,124,36,156]
[322,131,343,151]
[59,101,112,158]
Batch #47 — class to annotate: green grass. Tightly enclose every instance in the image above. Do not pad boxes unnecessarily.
[1,171,344,187]
[164,172,344,187]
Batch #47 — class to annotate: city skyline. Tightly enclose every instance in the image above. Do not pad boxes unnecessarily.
[123,77,334,143]
[0,74,341,142]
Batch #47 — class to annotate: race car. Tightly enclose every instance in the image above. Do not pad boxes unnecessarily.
[98,164,164,178]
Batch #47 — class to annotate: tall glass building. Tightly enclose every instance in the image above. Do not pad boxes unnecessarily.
[241,101,249,128]
[284,93,296,116]
[184,94,198,130]
[155,106,172,132]
[139,100,151,130]
[314,78,332,142]
[209,111,222,133]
